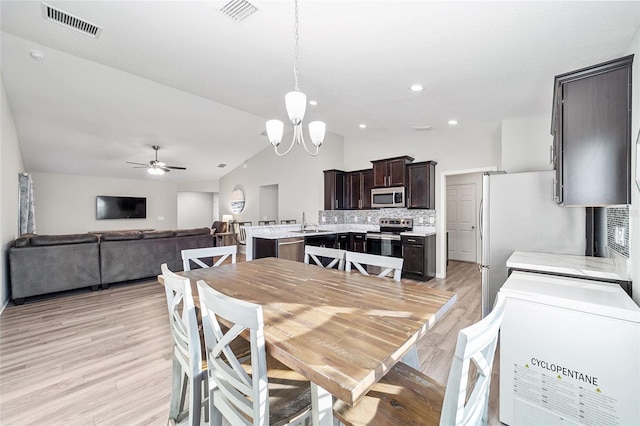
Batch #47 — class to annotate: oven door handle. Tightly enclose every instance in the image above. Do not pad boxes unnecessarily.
[366,235,401,241]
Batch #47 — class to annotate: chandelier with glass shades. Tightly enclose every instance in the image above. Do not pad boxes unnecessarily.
[266,0,325,156]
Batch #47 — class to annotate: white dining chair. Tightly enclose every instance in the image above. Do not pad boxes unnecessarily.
[161,263,207,426]
[344,251,404,282]
[181,245,237,271]
[334,293,507,426]
[232,221,252,247]
[304,245,347,271]
[196,281,312,426]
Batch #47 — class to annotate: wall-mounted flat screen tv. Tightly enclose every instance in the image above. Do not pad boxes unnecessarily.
[96,196,147,219]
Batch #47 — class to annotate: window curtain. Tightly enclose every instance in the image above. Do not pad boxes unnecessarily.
[18,173,36,236]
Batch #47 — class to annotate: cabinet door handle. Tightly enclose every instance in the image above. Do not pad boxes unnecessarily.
[549,145,554,165]
[407,238,417,243]
[552,178,557,202]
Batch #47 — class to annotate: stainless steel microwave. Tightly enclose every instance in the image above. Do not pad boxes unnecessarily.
[371,187,405,208]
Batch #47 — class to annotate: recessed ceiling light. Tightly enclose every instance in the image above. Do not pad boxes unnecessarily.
[29,50,46,61]
[359,124,367,129]
[308,100,318,106]
[409,84,424,92]
[448,119,458,125]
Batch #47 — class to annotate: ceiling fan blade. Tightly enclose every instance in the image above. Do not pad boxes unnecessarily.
[166,165,186,170]
[126,161,148,166]
[159,166,172,172]
[132,166,148,169]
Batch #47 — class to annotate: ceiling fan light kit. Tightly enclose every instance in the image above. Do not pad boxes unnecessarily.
[126,145,186,176]
[266,0,325,157]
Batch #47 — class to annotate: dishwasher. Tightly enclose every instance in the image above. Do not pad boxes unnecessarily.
[499,271,640,426]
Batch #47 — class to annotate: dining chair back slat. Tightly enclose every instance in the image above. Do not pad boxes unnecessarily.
[440,293,506,425]
[161,263,206,425]
[304,245,347,271]
[344,251,404,281]
[182,246,237,271]
[198,282,265,425]
[197,281,312,426]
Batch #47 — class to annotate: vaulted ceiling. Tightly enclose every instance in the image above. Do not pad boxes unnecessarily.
[2,1,639,182]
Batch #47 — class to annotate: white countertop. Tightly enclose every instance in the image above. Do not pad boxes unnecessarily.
[246,224,437,240]
[401,226,437,237]
[506,250,630,282]
[246,224,378,240]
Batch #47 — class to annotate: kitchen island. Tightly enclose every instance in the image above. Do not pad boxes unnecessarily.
[506,250,631,296]
[245,223,375,261]
[245,222,437,280]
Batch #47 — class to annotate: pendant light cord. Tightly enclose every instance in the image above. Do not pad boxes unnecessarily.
[293,0,299,92]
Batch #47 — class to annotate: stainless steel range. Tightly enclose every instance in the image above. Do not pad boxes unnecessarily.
[366,218,413,258]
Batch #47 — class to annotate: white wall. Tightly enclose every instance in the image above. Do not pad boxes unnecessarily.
[177,179,220,193]
[176,179,221,221]
[344,123,502,277]
[31,172,178,234]
[177,192,213,229]
[219,131,344,225]
[626,26,640,305]
[501,118,554,172]
[1,77,25,312]
[259,184,279,222]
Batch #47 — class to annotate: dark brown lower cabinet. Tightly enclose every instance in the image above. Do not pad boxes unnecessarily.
[351,233,366,253]
[336,233,349,250]
[401,235,435,281]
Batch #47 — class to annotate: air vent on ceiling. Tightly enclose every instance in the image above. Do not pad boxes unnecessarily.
[412,125,433,131]
[218,0,258,22]
[218,163,227,168]
[41,3,103,38]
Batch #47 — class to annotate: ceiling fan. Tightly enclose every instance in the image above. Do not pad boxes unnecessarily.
[127,145,186,175]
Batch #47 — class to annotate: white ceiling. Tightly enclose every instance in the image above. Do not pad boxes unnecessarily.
[1,1,639,182]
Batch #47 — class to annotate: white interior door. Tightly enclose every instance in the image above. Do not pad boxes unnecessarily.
[447,184,477,262]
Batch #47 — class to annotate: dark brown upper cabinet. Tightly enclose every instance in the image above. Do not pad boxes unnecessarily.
[407,161,437,209]
[346,169,374,210]
[551,55,633,206]
[323,170,346,210]
[371,156,414,188]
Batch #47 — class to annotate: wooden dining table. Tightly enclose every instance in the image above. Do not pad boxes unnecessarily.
[175,257,457,425]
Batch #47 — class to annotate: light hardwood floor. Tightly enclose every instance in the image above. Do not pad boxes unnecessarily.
[0,258,501,425]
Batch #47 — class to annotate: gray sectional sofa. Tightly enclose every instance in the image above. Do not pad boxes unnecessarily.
[9,227,214,304]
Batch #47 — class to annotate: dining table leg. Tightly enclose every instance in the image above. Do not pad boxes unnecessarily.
[401,345,419,369]
[310,383,334,426]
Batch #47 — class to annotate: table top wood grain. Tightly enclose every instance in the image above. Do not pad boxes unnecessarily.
[173,257,457,406]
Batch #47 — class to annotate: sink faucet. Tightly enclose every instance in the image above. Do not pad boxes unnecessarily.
[301,211,306,231]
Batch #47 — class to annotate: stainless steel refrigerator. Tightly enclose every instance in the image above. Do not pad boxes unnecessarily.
[480,170,586,317]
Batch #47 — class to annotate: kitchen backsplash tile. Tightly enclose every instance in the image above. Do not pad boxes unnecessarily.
[606,206,629,258]
[318,208,436,226]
